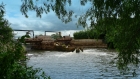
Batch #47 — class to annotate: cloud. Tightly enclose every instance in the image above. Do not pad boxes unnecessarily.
[6,12,84,31]
[2,0,89,37]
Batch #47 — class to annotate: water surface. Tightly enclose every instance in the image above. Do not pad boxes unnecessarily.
[27,49,140,79]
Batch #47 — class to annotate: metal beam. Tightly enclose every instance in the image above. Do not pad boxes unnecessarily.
[44,31,56,36]
[13,29,34,38]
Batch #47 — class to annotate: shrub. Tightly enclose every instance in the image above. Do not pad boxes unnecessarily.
[0,3,50,79]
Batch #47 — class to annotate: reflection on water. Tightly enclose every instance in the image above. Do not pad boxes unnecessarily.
[27,49,140,79]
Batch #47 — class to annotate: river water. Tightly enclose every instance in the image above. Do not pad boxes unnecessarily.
[27,48,140,79]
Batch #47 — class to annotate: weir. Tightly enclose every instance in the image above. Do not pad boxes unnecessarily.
[13,30,107,52]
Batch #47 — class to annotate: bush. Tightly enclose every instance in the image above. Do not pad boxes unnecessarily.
[0,3,50,79]
[73,29,103,39]
[0,41,50,79]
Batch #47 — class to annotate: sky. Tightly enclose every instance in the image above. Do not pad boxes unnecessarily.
[1,0,91,37]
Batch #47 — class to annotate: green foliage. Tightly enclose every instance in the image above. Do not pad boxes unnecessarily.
[73,28,104,39]
[0,3,50,79]
[20,0,73,23]
[94,17,140,68]
[18,34,30,43]
[74,31,84,39]
[51,33,61,39]
[0,3,13,43]
[0,3,5,16]
[0,41,50,79]
[88,0,140,70]
[74,30,90,39]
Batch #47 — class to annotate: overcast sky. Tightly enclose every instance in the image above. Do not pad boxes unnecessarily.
[1,0,91,37]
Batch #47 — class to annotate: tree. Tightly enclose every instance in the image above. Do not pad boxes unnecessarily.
[20,0,140,70]
[51,33,61,39]
[0,3,50,79]
[18,31,30,43]
[0,3,13,43]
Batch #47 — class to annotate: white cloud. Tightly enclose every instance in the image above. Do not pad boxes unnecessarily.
[2,0,86,35]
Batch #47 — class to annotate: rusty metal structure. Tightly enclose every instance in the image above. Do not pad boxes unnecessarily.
[13,30,107,52]
[13,29,34,38]
[44,31,56,36]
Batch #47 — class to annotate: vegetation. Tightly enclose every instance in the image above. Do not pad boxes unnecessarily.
[0,3,13,44]
[20,0,140,70]
[18,31,30,43]
[51,33,62,39]
[73,28,105,39]
[73,26,113,48]
[0,3,50,79]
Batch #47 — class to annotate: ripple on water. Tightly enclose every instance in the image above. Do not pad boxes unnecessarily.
[53,52,75,57]
[27,49,140,79]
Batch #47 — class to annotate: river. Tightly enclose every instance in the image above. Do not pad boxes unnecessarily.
[27,48,140,79]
